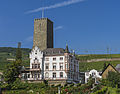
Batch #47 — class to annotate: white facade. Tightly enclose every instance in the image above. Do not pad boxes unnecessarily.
[85,69,102,83]
[21,46,79,84]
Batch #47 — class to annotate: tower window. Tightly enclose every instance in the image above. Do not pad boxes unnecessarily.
[40,23,41,31]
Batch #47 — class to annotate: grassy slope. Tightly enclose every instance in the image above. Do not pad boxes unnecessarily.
[76,54,120,61]
[0,47,30,71]
[77,54,120,72]
[79,61,120,72]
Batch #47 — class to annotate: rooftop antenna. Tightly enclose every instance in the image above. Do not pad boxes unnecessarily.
[42,8,44,18]
[41,0,44,18]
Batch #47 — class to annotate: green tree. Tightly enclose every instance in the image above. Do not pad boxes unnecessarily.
[107,71,120,87]
[3,43,22,88]
[3,60,21,84]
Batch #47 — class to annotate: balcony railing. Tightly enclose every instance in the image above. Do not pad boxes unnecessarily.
[30,68,41,71]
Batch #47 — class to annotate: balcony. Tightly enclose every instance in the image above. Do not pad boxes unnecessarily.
[30,68,41,72]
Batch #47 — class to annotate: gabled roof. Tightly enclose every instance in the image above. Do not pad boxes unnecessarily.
[101,63,118,75]
[115,64,120,69]
[115,64,120,73]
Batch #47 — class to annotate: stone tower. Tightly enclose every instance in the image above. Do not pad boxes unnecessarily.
[33,18,53,51]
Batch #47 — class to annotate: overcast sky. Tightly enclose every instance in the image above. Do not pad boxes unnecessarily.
[0,0,120,54]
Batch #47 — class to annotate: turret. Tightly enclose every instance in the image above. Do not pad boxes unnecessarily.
[65,44,69,53]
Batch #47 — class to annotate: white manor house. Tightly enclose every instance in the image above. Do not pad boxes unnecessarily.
[21,45,79,85]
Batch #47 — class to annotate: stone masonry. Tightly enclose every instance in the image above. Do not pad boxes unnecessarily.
[33,18,53,51]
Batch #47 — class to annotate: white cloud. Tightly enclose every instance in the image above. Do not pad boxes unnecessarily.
[26,36,33,42]
[26,0,85,14]
[54,26,63,31]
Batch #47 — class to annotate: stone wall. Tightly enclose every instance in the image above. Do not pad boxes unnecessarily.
[33,18,53,51]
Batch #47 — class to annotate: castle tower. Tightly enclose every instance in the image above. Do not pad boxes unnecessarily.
[33,18,53,51]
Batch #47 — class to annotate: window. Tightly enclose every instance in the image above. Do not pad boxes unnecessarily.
[32,64,34,69]
[92,72,96,76]
[28,74,30,78]
[35,51,37,54]
[53,57,56,61]
[53,72,56,78]
[71,73,73,79]
[65,63,68,69]
[32,64,40,69]
[53,64,56,70]
[60,72,63,78]
[60,63,63,70]
[45,64,49,70]
[34,58,38,63]
[45,72,49,78]
[68,73,70,78]
[40,23,41,31]
[60,57,63,60]
[45,58,49,61]
[35,64,37,68]
[32,74,33,78]
[38,74,40,78]
[34,74,37,78]
[71,64,73,70]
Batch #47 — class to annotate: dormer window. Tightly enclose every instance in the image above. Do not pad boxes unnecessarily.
[53,57,56,61]
[60,57,63,60]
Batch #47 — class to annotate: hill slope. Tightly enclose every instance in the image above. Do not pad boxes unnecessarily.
[76,54,120,72]
[0,47,31,71]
